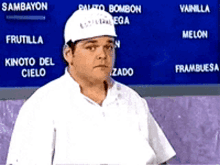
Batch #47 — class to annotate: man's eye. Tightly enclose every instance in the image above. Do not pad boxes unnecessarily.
[106,45,114,50]
[86,46,96,51]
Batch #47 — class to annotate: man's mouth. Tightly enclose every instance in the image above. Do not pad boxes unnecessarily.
[95,65,108,68]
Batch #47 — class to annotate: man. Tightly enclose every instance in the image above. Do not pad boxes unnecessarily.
[6,8,176,165]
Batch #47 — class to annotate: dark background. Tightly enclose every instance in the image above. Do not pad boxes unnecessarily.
[0,0,219,87]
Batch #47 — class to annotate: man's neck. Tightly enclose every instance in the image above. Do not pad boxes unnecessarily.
[80,80,108,106]
[68,68,111,105]
[80,79,107,94]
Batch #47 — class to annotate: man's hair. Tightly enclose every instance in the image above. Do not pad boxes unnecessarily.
[62,40,79,66]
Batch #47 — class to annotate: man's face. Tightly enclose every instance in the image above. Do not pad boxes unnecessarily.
[68,36,115,83]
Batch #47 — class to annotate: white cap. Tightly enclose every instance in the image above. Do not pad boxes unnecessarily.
[64,8,117,44]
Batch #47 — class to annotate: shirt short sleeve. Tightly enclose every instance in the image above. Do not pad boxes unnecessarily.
[141,98,176,164]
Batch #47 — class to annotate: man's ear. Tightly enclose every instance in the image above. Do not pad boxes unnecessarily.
[63,44,74,65]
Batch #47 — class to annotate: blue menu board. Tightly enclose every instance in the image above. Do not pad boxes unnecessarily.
[0,0,219,87]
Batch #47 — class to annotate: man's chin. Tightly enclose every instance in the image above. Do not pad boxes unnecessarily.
[92,74,110,83]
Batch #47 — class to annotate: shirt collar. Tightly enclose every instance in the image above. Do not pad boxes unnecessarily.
[63,67,120,104]
[63,67,81,93]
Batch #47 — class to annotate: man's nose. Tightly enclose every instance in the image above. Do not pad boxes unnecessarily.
[97,47,107,59]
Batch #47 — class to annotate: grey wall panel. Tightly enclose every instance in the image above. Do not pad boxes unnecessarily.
[146,96,220,164]
[1,85,220,100]
[0,100,24,163]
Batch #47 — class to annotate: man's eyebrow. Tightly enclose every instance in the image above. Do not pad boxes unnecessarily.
[82,38,114,45]
[83,40,98,45]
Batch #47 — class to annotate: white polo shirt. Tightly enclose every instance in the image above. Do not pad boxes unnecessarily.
[7,69,176,165]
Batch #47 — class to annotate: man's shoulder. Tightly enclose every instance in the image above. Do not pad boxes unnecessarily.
[26,75,66,104]
[113,80,149,117]
[38,75,66,93]
[114,80,143,101]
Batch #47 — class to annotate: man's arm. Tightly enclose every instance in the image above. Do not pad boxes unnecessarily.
[141,98,176,164]
[6,100,55,165]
